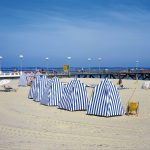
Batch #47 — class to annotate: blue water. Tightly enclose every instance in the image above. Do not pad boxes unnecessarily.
[1,66,150,73]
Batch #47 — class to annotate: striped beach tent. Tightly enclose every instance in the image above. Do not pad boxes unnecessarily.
[58,78,88,111]
[40,77,64,106]
[33,78,52,102]
[87,78,124,117]
[28,75,47,99]
[18,73,27,86]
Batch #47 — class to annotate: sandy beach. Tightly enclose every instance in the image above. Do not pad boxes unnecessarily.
[0,78,150,150]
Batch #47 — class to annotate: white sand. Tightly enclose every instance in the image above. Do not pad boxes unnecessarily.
[0,78,150,150]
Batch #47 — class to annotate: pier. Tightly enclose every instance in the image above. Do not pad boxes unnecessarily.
[48,71,150,80]
[0,70,150,80]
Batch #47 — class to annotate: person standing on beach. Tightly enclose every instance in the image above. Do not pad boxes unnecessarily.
[118,78,123,88]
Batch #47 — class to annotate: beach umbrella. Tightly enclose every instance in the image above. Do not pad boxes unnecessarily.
[87,78,124,117]
[58,78,88,111]
[40,77,64,106]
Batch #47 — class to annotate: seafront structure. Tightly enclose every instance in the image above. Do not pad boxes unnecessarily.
[47,71,150,80]
[0,68,150,80]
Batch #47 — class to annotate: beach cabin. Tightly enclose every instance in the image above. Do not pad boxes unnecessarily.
[33,78,52,102]
[18,73,27,86]
[40,77,64,106]
[58,78,88,111]
[87,78,124,117]
[28,75,47,99]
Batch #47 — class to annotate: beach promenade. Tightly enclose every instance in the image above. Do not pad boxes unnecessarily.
[0,78,150,150]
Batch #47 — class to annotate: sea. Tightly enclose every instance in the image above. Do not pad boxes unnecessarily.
[1,66,150,73]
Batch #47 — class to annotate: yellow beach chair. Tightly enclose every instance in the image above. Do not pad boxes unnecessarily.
[126,101,139,116]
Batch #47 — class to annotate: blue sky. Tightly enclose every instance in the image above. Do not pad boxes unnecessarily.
[0,0,150,68]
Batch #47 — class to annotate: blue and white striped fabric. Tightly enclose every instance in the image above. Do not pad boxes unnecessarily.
[40,77,64,106]
[28,75,47,99]
[33,79,52,102]
[58,78,88,111]
[18,73,27,86]
[87,78,124,117]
